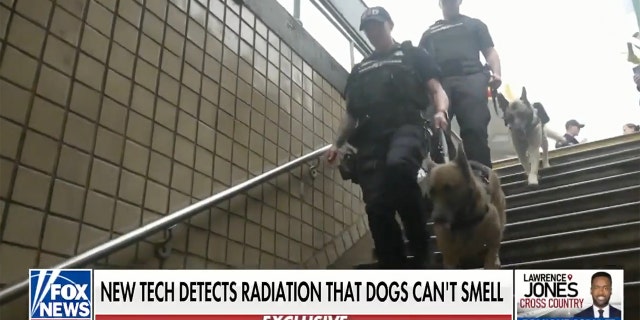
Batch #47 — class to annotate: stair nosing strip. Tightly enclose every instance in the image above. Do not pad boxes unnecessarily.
[500,221,640,244]
[500,247,640,267]
[428,220,640,242]
[501,156,640,186]
[507,185,640,212]
[425,201,640,227]
[506,201,640,226]
[505,171,640,199]
[498,153,638,178]
[497,146,640,176]
[625,281,640,287]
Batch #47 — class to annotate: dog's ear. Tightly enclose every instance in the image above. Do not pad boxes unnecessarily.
[520,87,529,104]
[427,158,438,171]
[422,157,438,171]
[454,143,473,182]
[497,93,509,112]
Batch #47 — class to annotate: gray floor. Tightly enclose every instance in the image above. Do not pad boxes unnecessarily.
[328,232,374,269]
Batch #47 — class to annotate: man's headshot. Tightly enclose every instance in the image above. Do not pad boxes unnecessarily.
[573,272,621,318]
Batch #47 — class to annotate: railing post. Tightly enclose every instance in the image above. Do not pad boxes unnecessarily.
[293,0,302,24]
[349,40,355,69]
[633,0,640,32]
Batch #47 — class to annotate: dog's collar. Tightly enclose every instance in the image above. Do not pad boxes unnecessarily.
[527,107,541,129]
[450,199,489,231]
[450,166,492,231]
[505,106,541,133]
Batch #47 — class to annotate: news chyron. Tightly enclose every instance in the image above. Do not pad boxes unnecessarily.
[29,269,92,320]
[515,269,624,320]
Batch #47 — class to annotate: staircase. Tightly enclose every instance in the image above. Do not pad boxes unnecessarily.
[474,137,640,316]
[332,134,640,315]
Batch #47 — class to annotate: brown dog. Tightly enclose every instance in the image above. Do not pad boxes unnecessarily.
[427,144,507,269]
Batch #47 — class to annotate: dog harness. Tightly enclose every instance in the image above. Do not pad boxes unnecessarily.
[527,108,541,130]
[506,105,541,134]
[449,160,492,232]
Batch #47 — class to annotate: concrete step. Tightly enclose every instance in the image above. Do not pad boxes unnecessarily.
[353,256,428,269]
[502,156,640,195]
[425,186,640,230]
[426,201,640,244]
[505,171,640,207]
[500,222,640,263]
[624,283,639,316]
[502,247,640,283]
[504,185,640,223]
[431,222,640,266]
[496,142,640,179]
[502,201,640,240]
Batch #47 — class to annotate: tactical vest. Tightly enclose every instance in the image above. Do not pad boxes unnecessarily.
[345,41,429,126]
[422,18,483,77]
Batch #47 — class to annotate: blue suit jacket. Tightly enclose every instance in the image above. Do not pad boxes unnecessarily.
[573,305,621,318]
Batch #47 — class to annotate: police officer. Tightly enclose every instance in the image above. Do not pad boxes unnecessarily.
[419,0,502,168]
[326,7,449,269]
[556,119,585,148]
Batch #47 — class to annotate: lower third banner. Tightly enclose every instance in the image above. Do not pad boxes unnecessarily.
[514,269,624,320]
[95,316,506,320]
[92,269,514,320]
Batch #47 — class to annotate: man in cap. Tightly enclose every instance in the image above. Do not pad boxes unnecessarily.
[327,6,449,269]
[419,0,502,168]
[556,119,585,148]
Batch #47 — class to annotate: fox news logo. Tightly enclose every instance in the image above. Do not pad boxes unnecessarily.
[29,269,92,320]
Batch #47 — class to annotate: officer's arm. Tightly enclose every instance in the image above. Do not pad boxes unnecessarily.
[334,112,357,148]
[334,70,359,148]
[427,79,448,113]
[415,48,449,113]
[418,32,430,50]
[555,139,568,148]
[475,19,502,77]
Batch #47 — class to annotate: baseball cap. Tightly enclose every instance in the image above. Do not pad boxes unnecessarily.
[565,119,585,129]
[440,0,463,5]
[359,6,393,31]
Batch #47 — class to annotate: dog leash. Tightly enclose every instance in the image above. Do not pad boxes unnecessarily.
[449,129,462,144]
[437,128,462,163]
[484,64,501,118]
[439,129,449,163]
[491,87,500,117]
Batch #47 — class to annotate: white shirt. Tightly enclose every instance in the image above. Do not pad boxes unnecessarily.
[592,304,610,318]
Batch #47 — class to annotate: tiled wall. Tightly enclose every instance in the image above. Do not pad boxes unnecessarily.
[0,0,368,316]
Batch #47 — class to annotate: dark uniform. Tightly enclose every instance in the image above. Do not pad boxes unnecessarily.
[343,40,442,269]
[555,120,584,148]
[419,15,495,167]
[555,134,579,148]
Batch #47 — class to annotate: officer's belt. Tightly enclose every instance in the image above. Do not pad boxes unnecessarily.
[439,62,483,77]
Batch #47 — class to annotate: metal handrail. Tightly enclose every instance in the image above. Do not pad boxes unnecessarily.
[0,145,333,304]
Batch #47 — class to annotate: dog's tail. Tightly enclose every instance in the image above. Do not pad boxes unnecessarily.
[544,127,564,141]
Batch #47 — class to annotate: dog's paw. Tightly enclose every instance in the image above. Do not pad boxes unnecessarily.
[542,161,551,169]
[527,175,539,186]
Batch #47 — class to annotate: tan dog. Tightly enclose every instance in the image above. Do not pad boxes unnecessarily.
[497,87,565,186]
[427,144,507,269]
